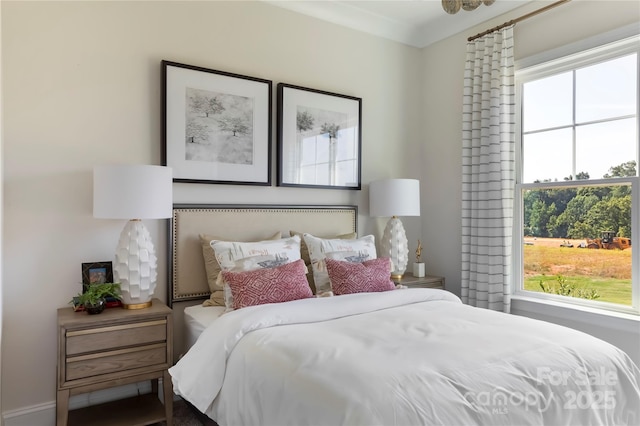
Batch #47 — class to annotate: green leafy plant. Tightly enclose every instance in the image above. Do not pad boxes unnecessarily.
[539,275,600,300]
[70,282,121,307]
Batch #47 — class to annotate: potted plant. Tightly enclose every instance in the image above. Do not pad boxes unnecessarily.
[70,283,121,314]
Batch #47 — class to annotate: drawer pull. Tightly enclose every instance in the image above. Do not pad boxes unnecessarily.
[67,343,167,363]
[67,319,166,337]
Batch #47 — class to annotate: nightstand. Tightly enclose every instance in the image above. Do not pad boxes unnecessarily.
[56,299,173,426]
[394,273,445,289]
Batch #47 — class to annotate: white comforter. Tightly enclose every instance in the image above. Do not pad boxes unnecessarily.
[170,289,640,425]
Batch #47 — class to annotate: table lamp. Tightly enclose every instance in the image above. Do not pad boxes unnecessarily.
[369,179,421,280]
[93,164,173,309]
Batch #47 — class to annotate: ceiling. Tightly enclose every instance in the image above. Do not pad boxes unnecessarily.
[265,0,539,48]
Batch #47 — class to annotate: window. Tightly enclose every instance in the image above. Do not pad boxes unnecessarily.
[515,35,639,314]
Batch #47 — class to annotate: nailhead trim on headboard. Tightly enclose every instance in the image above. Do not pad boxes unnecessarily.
[169,204,358,306]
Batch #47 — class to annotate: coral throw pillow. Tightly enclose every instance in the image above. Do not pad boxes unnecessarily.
[222,259,313,310]
[325,258,395,295]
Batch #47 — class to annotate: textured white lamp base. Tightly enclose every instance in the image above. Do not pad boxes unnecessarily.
[413,263,425,278]
[113,220,158,309]
[380,216,408,280]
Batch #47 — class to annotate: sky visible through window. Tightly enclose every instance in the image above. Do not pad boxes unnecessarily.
[522,53,638,183]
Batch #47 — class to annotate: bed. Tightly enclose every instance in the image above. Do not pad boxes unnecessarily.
[168,204,640,425]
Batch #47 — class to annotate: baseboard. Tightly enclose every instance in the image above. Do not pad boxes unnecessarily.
[2,381,156,426]
[2,400,56,426]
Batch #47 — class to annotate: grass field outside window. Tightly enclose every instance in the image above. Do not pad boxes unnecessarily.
[523,238,631,306]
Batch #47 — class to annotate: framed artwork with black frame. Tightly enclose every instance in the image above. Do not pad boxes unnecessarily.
[81,261,114,291]
[162,60,272,186]
[277,83,362,190]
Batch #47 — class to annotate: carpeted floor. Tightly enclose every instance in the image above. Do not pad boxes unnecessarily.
[158,398,217,426]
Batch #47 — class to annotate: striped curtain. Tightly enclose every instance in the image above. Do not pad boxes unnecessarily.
[461,26,515,313]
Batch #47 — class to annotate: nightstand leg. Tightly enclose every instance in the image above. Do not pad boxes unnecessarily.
[163,370,174,426]
[56,388,69,426]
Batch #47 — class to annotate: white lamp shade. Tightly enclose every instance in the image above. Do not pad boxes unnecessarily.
[93,164,172,309]
[369,179,420,217]
[94,165,173,219]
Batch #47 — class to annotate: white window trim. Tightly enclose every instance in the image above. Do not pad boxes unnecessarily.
[515,23,640,71]
[513,29,640,317]
[510,294,640,327]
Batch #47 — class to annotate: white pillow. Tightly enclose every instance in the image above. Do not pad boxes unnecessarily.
[303,234,377,294]
[211,235,303,309]
[200,231,281,307]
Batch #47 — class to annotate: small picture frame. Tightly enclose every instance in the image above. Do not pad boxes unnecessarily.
[81,261,114,291]
[162,60,272,186]
[277,83,362,190]
[78,261,121,310]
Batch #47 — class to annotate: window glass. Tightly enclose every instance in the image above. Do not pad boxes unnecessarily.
[576,54,637,123]
[523,71,573,132]
[576,118,637,179]
[523,129,573,183]
[522,183,632,307]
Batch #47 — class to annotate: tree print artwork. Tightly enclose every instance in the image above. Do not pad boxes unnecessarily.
[296,106,346,142]
[218,116,250,136]
[293,105,349,185]
[185,87,254,165]
[297,110,314,133]
[320,122,340,143]
[277,82,361,188]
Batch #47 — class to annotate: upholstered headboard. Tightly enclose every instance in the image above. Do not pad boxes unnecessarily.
[169,204,358,306]
[168,204,358,359]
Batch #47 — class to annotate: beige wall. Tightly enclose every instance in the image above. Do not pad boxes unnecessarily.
[1,0,421,415]
[421,0,640,363]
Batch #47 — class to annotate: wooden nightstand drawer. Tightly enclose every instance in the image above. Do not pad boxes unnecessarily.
[66,343,167,381]
[394,273,445,289]
[57,299,174,426]
[66,320,167,356]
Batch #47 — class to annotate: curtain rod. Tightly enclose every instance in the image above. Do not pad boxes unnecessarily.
[468,0,571,42]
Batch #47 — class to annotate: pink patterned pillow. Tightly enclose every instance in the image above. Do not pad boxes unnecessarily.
[222,259,313,310]
[325,258,395,295]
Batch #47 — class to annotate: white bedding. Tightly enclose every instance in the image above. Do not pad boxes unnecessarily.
[170,289,640,425]
[183,304,225,349]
